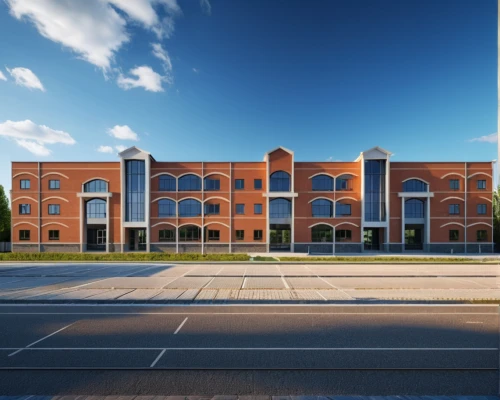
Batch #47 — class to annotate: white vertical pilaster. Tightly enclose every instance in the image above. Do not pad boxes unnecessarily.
[401,196,405,252]
[146,156,151,253]
[106,198,110,253]
[201,161,204,255]
[79,197,83,253]
[120,158,124,253]
[464,162,467,253]
[426,197,430,250]
[229,162,232,253]
[385,158,390,252]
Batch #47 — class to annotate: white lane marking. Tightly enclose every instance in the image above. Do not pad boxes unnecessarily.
[150,349,166,368]
[242,277,247,289]
[281,276,290,289]
[174,317,188,334]
[466,321,484,324]
[8,321,77,356]
[2,347,497,351]
[315,291,328,301]
[204,268,224,289]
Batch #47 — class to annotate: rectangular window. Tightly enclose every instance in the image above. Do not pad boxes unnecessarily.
[235,179,244,190]
[449,204,460,215]
[204,178,220,191]
[20,179,30,189]
[254,179,262,189]
[236,204,245,214]
[19,204,30,215]
[49,230,60,240]
[49,180,60,190]
[477,204,487,215]
[449,179,459,190]
[48,204,60,215]
[477,230,487,241]
[207,230,220,241]
[19,230,30,240]
[253,230,263,240]
[125,160,145,222]
[449,230,459,241]
[477,180,486,190]
[336,203,351,216]
[159,229,175,242]
[254,203,262,214]
[336,178,351,191]
[204,204,220,215]
[335,230,352,241]
[236,230,244,240]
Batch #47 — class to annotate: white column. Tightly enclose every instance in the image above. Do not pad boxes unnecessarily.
[291,197,295,252]
[426,197,430,251]
[401,196,405,252]
[79,197,83,253]
[333,226,336,255]
[106,198,110,253]
[146,157,151,253]
[229,162,232,253]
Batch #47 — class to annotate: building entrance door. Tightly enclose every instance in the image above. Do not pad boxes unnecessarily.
[87,227,106,251]
[405,225,423,250]
[129,229,147,251]
[363,228,380,251]
[270,224,291,251]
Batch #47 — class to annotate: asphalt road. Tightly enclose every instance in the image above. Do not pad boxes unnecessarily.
[0,304,498,395]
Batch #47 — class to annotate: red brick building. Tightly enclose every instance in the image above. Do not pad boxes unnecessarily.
[11,146,494,253]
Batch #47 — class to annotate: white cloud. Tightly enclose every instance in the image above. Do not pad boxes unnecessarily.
[115,145,128,152]
[107,125,139,141]
[151,42,172,71]
[192,67,199,73]
[469,133,497,143]
[0,71,6,81]
[0,119,76,156]
[97,145,114,153]
[6,67,45,91]
[200,0,212,15]
[117,66,168,92]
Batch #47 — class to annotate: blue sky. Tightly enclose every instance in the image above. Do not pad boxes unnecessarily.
[0,0,497,194]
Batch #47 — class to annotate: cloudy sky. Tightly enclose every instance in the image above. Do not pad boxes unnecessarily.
[0,0,497,194]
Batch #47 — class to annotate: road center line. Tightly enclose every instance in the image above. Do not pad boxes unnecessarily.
[174,317,188,334]
[150,349,166,367]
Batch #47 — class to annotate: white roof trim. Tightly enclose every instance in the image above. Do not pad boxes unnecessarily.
[118,146,150,157]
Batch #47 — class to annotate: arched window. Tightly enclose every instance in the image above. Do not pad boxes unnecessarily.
[84,179,107,192]
[86,199,106,218]
[159,175,176,191]
[178,174,201,191]
[311,199,333,217]
[405,198,424,218]
[178,199,201,217]
[270,171,291,192]
[270,198,291,218]
[312,175,333,191]
[335,174,353,191]
[311,224,333,242]
[158,199,176,217]
[179,225,201,241]
[403,179,428,192]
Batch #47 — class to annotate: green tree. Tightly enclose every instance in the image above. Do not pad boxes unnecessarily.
[493,185,500,249]
[0,185,10,242]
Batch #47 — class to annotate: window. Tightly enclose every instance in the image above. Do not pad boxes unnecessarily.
[477,204,487,215]
[84,179,107,192]
[449,230,459,241]
[159,229,175,241]
[49,230,60,240]
[179,226,201,241]
[270,198,291,218]
[20,179,30,189]
[254,204,262,214]
[178,174,201,191]
[336,203,351,216]
[236,204,245,214]
[125,161,145,222]
[236,230,244,240]
[254,230,263,240]
[48,204,60,215]
[336,175,353,191]
[49,180,60,190]
[19,204,30,215]
[270,171,290,192]
[312,175,334,191]
[204,178,220,191]
[158,199,176,217]
[19,230,30,240]
[87,199,106,218]
[364,160,386,222]
[178,199,201,217]
[158,175,176,191]
[477,180,486,190]
[254,179,262,189]
[235,179,245,190]
[449,204,460,215]
[405,199,424,218]
[403,179,428,192]
[207,230,220,241]
[204,204,220,215]
[311,199,333,217]
[449,179,459,190]
[311,225,333,242]
[336,229,352,241]
[477,230,487,241]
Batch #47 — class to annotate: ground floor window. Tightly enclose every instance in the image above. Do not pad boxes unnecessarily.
[159,229,175,241]
[236,230,244,240]
[335,229,351,241]
[49,230,60,240]
[179,226,201,241]
[254,230,263,240]
[19,230,30,240]
[449,230,459,241]
[477,230,487,241]
[311,225,333,242]
[207,229,220,241]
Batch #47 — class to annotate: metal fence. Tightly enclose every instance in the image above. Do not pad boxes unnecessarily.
[0,242,11,252]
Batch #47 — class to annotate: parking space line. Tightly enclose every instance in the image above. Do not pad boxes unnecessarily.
[174,317,188,334]
[315,291,328,301]
[150,348,166,367]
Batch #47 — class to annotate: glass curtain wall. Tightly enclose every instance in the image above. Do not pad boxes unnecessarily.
[364,160,386,222]
[125,160,145,222]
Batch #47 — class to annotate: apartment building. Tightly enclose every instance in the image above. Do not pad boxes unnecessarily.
[11,146,494,254]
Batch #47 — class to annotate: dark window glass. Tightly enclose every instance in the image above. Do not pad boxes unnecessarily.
[159,229,175,241]
[49,230,60,240]
[49,180,60,190]
[178,199,201,217]
[204,178,220,191]
[204,204,220,215]
[179,226,201,241]
[19,204,30,214]
[178,174,201,191]
[236,230,244,240]
[405,199,424,218]
[254,204,262,214]
[207,230,220,241]
[254,230,263,240]
[311,199,333,217]
[403,179,428,192]
[20,179,30,189]
[477,180,486,190]
[19,230,30,240]
[236,204,245,214]
[449,230,459,241]
[336,203,351,216]
[87,199,106,218]
[125,161,144,222]
[48,204,60,215]
[449,204,460,215]
[312,175,334,191]
[311,225,333,242]
[477,204,487,215]
[477,230,487,241]
[364,160,386,222]
[270,171,290,192]
[235,179,245,189]
[336,229,352,241]
[158,199,176,217]
[336,175,353,191]
[254,179,262,189]
[449,179,459,190]
[84,179,107,192]
[158,175,176,191]
[270,198,291,218]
